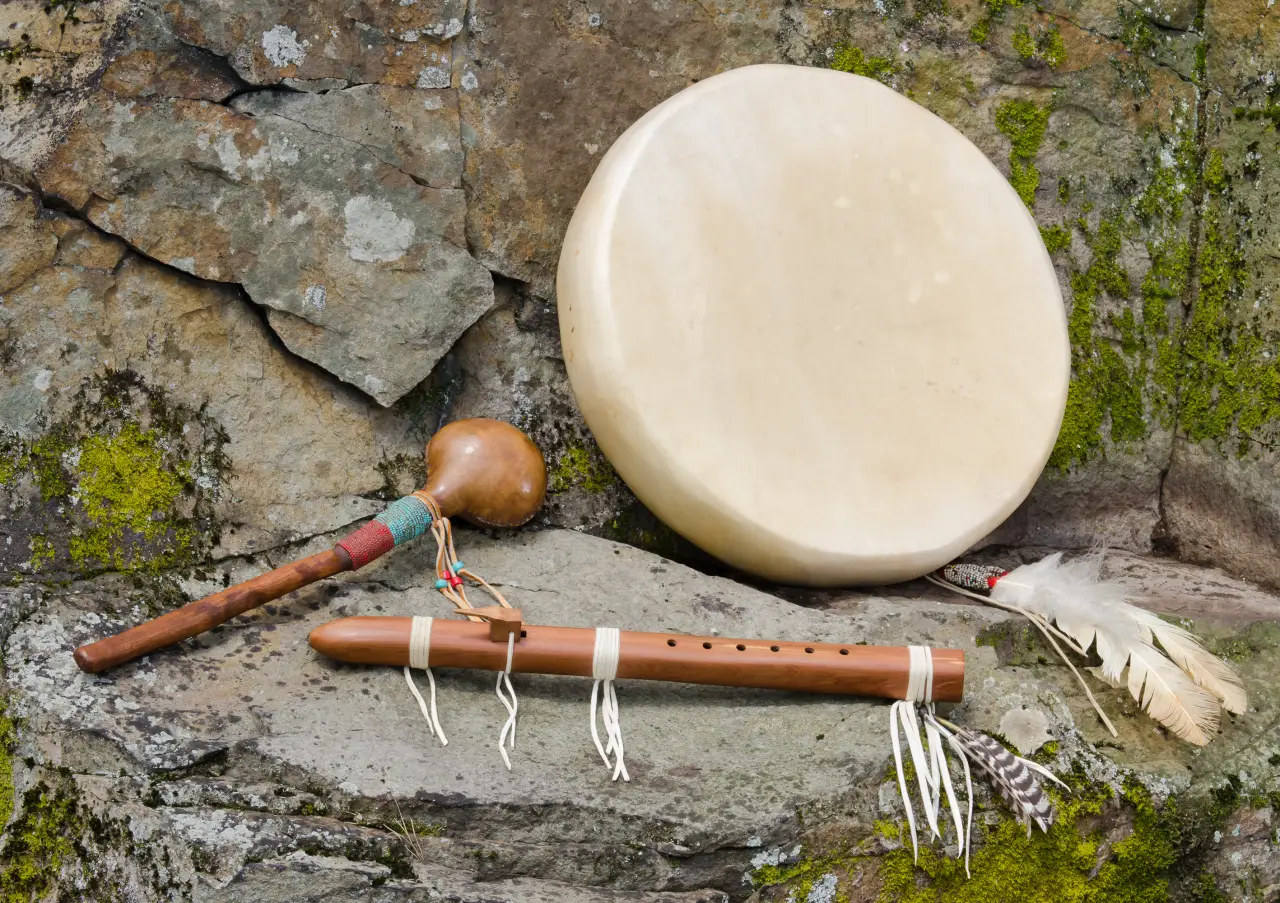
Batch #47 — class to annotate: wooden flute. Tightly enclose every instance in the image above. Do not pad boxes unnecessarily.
[308,611,965,702]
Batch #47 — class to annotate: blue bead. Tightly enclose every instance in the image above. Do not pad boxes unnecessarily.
[435,578,448,589]
[452,561,465,571]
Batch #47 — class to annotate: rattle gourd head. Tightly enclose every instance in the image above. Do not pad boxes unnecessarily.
[422,418,547,528]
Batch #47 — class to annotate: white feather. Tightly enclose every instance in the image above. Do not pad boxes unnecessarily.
[1126,642,1219,745]
[1129,608,1247,714]
[991,552,1236,744]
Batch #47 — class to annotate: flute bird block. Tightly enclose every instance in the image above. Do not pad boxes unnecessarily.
[455,606,524,642]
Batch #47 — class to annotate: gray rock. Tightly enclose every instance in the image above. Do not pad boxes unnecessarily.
[37,95,493,405]
[0,197,428,565]
[4,530,1278,901]
[456,0,784,297]
[232,85,464,190]
[160,0,461,87]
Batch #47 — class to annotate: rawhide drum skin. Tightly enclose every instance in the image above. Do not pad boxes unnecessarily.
[557,64,1068,586]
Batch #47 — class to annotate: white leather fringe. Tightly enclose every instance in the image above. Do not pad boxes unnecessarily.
[495,632,519,769]
[404,616,447,745]
[590,627,629,782]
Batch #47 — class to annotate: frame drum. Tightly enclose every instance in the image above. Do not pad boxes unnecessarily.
[557,64,1068,586]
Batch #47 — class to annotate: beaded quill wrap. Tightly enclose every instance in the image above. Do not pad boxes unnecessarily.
[337,494,435,569]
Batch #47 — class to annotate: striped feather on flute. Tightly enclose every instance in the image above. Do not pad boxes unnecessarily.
[942,725,1058,836]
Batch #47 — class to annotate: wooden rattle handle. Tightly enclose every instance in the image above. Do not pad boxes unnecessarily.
[308,616,966,703]
[72,419,546,674]
[73,549,350,673]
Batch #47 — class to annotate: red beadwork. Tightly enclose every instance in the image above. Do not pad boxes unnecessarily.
[986,572,1008,589]
[448,574,464,588]
[337,520,396,570]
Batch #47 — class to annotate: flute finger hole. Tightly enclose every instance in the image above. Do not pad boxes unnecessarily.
[839,648,849,655]
[770,645,780,652]
[804,647,814,653]
[736,644,746,651]
[667,639,677,647]
[702,642,712,649]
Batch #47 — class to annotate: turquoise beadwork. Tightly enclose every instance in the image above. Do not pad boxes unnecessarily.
[435,578,448,589]
[452,561,465,571]
[375,495,433,545]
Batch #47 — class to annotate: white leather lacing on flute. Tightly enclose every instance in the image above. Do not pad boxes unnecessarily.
[494,632,518,770]
[888,644,973,877]
[589,627,629,782]
[404,616,447,745]
[906,644,934,704]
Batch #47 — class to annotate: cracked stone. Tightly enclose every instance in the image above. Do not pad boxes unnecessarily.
[161,0,458,86]
[37,95,493,404]
[231,85,464,190]
[0,195,427,560]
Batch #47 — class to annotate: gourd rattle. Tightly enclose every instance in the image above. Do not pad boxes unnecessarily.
[72,418,546,673]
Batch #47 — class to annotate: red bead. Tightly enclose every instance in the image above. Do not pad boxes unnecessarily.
[986,571,1008,589]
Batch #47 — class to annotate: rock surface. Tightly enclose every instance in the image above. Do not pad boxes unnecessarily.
[4,0,1280,566]
[3,0,1280,899]
[0,187,428,570]
[4,529,1278,901]
[37,93,491,405]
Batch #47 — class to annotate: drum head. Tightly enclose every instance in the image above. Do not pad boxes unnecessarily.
[557,64,1068,586]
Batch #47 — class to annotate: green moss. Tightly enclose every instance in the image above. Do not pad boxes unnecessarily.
[995,99,1050,208]
[0,698,14,829]
[1011,26,1035,60]
[67,423,193,572]
[1041,27,1067,68]
[0,434,22,487]
[969,0,1022,46]
[25,536,53,574]
[1186,872,1229,903]
[1032,740,1060,762]
[1050,217,1147,467]
[980,0,1023,21]
[0,783,79,903]
[876,778,1189,902]
[752,847,862,903]
[1013,24,1066,68]
[1118,8,1159,57]
[549,443,617,494]
[1176,149,1280,450]
[28,432,72,501]
[1,370,228,579]
[1233,100,1280,132]
[1040,224,1071,253]
[831,44,900,84]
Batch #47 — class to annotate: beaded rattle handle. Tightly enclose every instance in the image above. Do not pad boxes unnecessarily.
[71,419,546,674]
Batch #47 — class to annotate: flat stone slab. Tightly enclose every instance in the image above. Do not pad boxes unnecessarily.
[6,530,1277,898]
